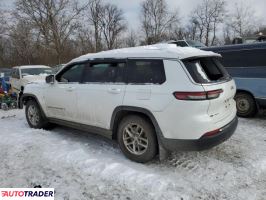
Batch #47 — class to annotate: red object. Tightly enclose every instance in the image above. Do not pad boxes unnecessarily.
[0,87,4,94]
[173,89,223,100]
[202,129,221,138]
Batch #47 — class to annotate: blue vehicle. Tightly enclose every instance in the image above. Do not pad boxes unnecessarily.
[202,43,266,117]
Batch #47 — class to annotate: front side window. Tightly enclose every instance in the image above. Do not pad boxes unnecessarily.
[127,59,166,84]
[11,69,18,78]
[82,62,125,83]
[57,64,85,83]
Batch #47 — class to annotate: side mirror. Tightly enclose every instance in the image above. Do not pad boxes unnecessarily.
[46,75,55,84]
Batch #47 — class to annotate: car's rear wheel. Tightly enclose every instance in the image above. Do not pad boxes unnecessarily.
[235,92,257,118]
[25,100,50,129]
[117,115,158,163]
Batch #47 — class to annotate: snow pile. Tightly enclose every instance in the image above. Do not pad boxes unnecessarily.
[0,109,265,200]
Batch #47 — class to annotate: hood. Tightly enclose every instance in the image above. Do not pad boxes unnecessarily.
[22,74,48,83]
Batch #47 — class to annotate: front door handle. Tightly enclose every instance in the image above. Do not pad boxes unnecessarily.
[108,88,121,94]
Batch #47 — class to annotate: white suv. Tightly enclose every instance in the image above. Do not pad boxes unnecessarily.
[10,65,52,96]
[21,44,238,163]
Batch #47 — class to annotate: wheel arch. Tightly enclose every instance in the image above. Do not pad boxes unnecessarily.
[21,93,47,118]
[236,89,259,109]
[110,106,163,142]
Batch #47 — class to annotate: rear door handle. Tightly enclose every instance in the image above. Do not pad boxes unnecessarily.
[108,88,121,94]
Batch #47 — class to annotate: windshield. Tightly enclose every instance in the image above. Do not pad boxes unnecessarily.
[52,64,64,74]
[21,68,52,77]
[187,40,206,48]
[174,41,189,47]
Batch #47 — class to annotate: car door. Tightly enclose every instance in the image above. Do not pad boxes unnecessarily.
[76,60,126,129]
[44,63,85,122]
[123,59,166,111]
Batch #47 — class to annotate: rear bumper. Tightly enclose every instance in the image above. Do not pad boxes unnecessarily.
[159,116,238,151]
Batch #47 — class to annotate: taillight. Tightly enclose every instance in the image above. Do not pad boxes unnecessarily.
[173,89,223,101]
[207,89,223,99]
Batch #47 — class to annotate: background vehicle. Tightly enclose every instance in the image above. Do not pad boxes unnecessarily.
[10,65,52,105]
[166,40,206,48]
[202,42,266,117]
[0,68,12,83]
[21,44,237,163]
[52,64,65,74]
[231,34,266,45]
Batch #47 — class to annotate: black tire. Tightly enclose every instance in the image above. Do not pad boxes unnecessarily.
[117,115,158,163]
[25,100,51,129]
[235,92,257,118]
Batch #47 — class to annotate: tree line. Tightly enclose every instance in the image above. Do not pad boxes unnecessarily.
[0,0,264,67]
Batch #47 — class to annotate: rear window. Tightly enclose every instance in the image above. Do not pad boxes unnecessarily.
[182,57,231,83]
[127,59,166,84]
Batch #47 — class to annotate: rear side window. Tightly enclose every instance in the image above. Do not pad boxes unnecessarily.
[127,59,166,84]
[182,57,230,83]
[227,67,266,78]
[220,48,266,68]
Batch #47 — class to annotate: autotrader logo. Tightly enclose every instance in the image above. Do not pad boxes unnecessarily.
[0,188,54,200]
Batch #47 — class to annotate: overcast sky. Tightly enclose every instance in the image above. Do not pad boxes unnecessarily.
[109,0,266,29]
[1,0,266,29]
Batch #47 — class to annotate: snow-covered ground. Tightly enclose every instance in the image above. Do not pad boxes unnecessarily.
[0,109,265,200]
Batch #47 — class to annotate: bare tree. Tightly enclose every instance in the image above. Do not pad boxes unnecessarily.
[125,30,138,47]
[140,0,179,44]
[76,27,95,54]
[16,0,87,64]
[0,6,11,66]
[0,10,6,36]
[8,19,37,65]
[226,2,259,37]
[99,3,126,50]
[87,0,104,52]
[190,0,226,46]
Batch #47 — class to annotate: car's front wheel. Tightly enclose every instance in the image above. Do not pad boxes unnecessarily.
[25,100,50,129]
[117,115,158,163]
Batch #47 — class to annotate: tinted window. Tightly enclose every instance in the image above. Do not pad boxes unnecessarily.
[183,57,230,83]
[57,64,85,83]
[227,67,266,78]
[219,48,266,68]
[82,62,125,83]
[11,69,20,79]
[186,40,206,48]
[11,69,16,78]
[174,41,188,47]
[127,59,166,84]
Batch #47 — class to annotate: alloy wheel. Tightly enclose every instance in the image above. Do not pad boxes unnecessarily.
[122,123,148,155]
[27,105,40,126]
